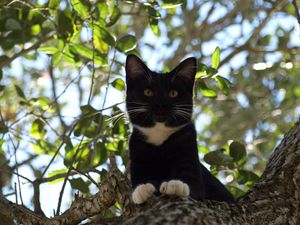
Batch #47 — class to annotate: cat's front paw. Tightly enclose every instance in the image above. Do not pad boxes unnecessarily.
[160,180,190,197]
[132,183,156,204]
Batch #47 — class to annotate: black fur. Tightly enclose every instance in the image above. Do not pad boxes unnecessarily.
[126,54,234,202]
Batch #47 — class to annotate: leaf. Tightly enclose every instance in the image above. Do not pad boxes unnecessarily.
[69,178,90,193]
[93,25,115,46]
[161,0,184,8]
[149,18,160,36]
[38,46,59,55]
[236,170,259,185]
[14,85,26,100]
[211,47,220,69]
[196,63,209,78]
[229,141,247,162]
[198,80,217,98]
[111,78,125,91]
[70,44,107,65]
[215,76,232,95]
[30,119,47,139]
[0,85,5,92]
[70,0,89,19]
[204,149,233,166]
[48,169,68,184]
[5,19,22,30]
[95,141,108,165]
[116,35,137,53]
[52,52,63,65]
[106,5,121,27]
[145,6,161,19]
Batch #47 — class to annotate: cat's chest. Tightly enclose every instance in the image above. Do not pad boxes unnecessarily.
[134,122,180,146]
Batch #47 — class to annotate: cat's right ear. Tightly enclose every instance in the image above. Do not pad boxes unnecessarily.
[125,54,149,81]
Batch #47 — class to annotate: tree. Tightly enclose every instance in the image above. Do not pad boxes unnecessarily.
[0,0,299,224]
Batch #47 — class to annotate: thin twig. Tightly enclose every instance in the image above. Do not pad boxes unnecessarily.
[8,135,24,205]
[292,0,300,31]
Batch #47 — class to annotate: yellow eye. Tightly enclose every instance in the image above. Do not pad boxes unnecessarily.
[144,88,154,97]
[169,90,178,98]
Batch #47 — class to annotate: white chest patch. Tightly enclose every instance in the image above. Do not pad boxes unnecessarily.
[134,122,181,146]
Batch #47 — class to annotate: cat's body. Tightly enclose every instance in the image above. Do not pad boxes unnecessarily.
[125,54,234,204]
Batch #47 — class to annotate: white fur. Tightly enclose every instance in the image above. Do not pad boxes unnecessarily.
[134,122,181,146]
[132,183,156,204]
[160,180,190,197]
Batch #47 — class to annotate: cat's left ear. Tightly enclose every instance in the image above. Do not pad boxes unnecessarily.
[125,54,150,81]
[172,57,197,88]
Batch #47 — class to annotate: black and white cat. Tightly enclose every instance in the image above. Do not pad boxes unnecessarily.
[125,54,234,204]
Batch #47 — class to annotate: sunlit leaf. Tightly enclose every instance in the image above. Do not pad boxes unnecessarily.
[30,119,47,140]
[211,47,220,69]
[48,169,68,184]
[146,6,161,19]
[106,5,121,27]
[161,0,183,8]
[70,0,89,19]
[38,46,59,55]
[112,78,125,91]
[198,80,217,98]
[215,76,233,95]
[196,63,209,78]
[149,18,160,36]
[116,35,137,53]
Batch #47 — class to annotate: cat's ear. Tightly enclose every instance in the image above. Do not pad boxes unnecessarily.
[172,57,197,88]
[125,54,150,81]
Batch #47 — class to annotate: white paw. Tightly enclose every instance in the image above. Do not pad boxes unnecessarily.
[160,180,190,197]
[132,183,156,204]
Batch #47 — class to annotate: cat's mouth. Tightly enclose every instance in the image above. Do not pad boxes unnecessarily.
[154,112,167,122]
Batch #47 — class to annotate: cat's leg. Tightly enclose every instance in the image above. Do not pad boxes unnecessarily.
[132,183,156,204]
[159,180,190,197]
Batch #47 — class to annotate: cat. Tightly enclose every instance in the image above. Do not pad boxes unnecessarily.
[125,54,234,204]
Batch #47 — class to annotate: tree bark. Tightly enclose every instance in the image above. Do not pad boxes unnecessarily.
[120,121,300,225]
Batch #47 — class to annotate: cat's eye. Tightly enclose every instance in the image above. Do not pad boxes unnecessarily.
[168,90,178,98]
[144,88,154,97]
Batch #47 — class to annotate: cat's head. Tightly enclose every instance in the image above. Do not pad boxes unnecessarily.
[125,54,196,128]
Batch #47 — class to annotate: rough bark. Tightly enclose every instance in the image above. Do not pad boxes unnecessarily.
[0,122,299,225]
[119,121,300,225]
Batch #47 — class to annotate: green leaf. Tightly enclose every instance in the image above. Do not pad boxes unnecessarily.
[204,149,233,166]
[95,141,108,165]
[0,85,5,92]
[116,35,137,53]
[236,170,259,185]
[198,80,217,98]
[49,0,60,9]
[196,63,209,78]
[32,140,56,155]
[52,52,63,65]
[211,47,220,69]
[48,169,68,184]
[93,25,115,46]
[70,44,107,65]
[161,0,183,8]
[149,18,160,36]
[14,85,26,100]
[70,0,89,19]
[111,78,125,91]
[38,46,59,55]
[229,141,247,162]
[69,178,90,193]
[0,69,2,80]
[106,5,121,27]
[215,76,232,95]
[30,119,46,139]
[146,6,161,19]
[5,19,22,30]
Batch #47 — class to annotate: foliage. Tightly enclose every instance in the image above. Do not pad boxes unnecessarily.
[0,0,299,219]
